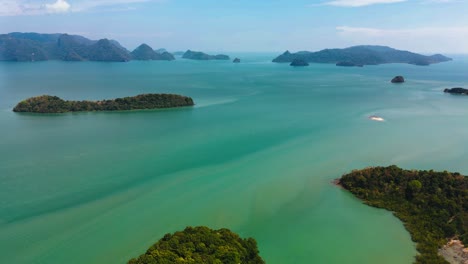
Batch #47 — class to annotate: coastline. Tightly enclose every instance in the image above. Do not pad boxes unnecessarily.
[2,53,467,264]
[439,240,468,264]
[331,178,342,188]
[336,167,468,264]
[12,94,194,114]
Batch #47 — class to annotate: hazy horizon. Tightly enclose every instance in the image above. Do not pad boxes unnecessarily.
[5,32,468,56]
[1,0,468,54]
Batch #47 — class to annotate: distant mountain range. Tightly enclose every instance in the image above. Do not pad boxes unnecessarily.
[0,33,453,65]
[272,45,452,66]
[0,32,173,62]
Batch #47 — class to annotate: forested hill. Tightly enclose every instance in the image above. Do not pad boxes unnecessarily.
[128,226,265,264]
[0,32,173,62]
[13,94,194,113]
[272,45,452,66]
[339,165,467,264]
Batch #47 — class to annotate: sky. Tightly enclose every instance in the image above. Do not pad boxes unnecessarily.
[0,0,468,53]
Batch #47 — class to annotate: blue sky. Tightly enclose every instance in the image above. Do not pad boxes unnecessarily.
[1,0,468,53]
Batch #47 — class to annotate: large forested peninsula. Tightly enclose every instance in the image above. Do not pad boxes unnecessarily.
[272,45,452,66]
[0,33,173,62]
[128,226,265,264]
[338,166,468,264]
[13,94,194,113]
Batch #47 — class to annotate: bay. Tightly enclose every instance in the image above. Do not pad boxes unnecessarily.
[1,54,467,263]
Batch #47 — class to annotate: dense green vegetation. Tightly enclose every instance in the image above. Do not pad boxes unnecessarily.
[13,94,194,113]
[272,45,452,66]
[128,226,265,264]
[339,165,468,264]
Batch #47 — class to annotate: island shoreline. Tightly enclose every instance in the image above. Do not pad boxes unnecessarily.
[335,166,468,264]
[13,94,195,114]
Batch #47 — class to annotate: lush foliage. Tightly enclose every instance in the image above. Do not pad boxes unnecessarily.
[13,94,194,113]
[128,226,265,264]
[272,45,452,66]
[340,165,468,264]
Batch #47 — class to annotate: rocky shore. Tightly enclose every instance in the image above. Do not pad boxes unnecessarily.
[439,240,468,264]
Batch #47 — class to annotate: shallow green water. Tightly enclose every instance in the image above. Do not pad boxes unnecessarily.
[1,54,468,263]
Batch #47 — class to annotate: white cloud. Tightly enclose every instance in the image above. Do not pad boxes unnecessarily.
[0,0,164,16]
[0,2,23,16]
[0,1,31,16]
[422,0,461,2]
[71,0,154,12]
[336,26,468,53]
[0,0,69,16]
[323,0,407,7]
[336,25,468,37]
[45,0,70,13]
[319,0,463,7]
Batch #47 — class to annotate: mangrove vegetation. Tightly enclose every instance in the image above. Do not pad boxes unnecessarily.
[339,165,468,264]
[13,94,194,113]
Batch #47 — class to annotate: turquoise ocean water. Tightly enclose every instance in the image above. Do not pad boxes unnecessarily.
[1,54,468,263]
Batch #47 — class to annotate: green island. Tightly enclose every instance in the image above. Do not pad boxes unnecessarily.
[338,165,468,264]
[128,226,265,264]
[272,45,452,66]
[13,94,194,113]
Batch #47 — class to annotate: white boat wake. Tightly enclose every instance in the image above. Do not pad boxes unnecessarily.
[368,115,385,122]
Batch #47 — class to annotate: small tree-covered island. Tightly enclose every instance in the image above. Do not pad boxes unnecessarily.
[13,94,194,113]
[128,226,265,264]
[338,166,468,264]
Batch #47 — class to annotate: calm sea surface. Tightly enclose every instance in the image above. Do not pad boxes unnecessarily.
[1,54,468,263]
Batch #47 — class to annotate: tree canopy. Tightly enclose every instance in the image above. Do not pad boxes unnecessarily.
[13,94,194,113]
[128,226,265,264]
[339,165,468,264]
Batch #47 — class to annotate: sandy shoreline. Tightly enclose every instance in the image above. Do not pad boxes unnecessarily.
[439,240,468,264]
